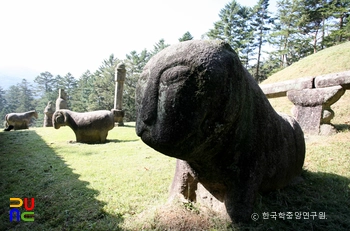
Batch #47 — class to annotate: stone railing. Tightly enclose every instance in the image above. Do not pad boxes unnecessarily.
[260,71,350,135]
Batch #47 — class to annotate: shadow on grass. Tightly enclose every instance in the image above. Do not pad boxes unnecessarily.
[107,139,139,143]
[334,123,350,132]
[238,170,350,231]
[0,130,124,231]
[64,139,139,145]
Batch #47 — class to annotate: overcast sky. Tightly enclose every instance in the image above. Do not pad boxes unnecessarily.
[0,0,276,83]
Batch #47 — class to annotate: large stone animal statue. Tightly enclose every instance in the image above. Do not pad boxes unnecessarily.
[52,109,114,143]
[135,40,306,222]
[56,89,68,111]
[4,110,38,131]
[43,101,54,127]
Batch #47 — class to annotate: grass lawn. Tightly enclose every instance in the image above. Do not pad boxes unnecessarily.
[0,123,176,230]
[0,120,349,230]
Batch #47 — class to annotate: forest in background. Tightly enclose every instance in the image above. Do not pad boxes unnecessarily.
[0,0,349,127]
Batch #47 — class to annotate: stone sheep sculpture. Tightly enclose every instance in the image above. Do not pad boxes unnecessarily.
[52,109,114,143]
[135,40,306,222]
[4,110,38,131]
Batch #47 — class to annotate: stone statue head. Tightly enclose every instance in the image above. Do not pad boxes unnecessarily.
[136,40,246,160]
[47,101,53,108]
[59,89,67,100]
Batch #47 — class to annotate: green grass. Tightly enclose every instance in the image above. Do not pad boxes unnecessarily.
[1,122,349,230]
[0,124,176,230]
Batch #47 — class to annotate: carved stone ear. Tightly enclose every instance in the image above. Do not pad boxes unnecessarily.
[56,112,65,124]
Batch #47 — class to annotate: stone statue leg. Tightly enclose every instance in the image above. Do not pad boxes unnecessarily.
[100,132,108,143]
[225,185,258,222]
[75,132,82,142]
[225,165,262,222]
[169,159,198,202]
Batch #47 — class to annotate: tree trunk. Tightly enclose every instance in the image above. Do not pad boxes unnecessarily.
[338,15,344,43]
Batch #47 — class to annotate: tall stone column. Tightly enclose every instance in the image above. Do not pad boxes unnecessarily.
[112,63,126,126]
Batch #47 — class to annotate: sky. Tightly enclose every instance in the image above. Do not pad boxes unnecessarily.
[0,0,276,88]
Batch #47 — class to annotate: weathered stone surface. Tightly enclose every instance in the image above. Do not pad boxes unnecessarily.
[4,110,38,131]
[53,109,114,143]
[43,101,54,127]
[321,108,334,124]
[291,105,322,135]
[56,89,68,111]
[287,86,345,106]
[136,40,305,222]
[260,76,314,98]
[319,124,337,136]
[287,86,345,135]
[315,70,350,89]
[169,160,198,202]
[111,109,125,125]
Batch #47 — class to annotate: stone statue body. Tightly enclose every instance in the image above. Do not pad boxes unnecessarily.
[56,89,68,111]
[136,40,305,222]
[43,101,54,127]
[4,110,38,131]
[52,109,114,144]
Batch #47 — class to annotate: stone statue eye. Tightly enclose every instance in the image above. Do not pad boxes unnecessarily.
[160,66,191,85]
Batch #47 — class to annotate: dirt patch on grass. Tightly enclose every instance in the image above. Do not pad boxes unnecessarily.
[125,201,231,230]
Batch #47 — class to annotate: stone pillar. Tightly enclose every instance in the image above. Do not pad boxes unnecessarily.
[43,101,54,127]
[287,85,345,135]
[111,63,126,126]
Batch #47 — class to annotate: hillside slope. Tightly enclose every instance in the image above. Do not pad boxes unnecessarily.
[262,41,350,84]
[260,42,350,126]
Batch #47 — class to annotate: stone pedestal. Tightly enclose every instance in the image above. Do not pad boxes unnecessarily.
[287,85,345,135]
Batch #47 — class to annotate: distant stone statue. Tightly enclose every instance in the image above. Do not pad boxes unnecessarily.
[136,40,306,222]
[4,110,38,131]
[52,109,114,144]
[43,101,54,127]
[112,63,126,126]
[56,89,68,111]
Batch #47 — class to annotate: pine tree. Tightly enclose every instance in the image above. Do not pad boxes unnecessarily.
[70,70,95,112]
[54,75,65,93]
[34,71,54,95]
[4,85,21,113]
[34,72,57,115]
[207,0,243,48]
[89,54,119,111]
[324,0,350,45]
[179,31,194,42]
[206,0,255,66]
[269,0,306,67]
[251,0,273,81]
[17,79,36,113]
[151,39,170,55]
[123,49,151,121]
[0,87,8,128]
[62,73,77,109]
